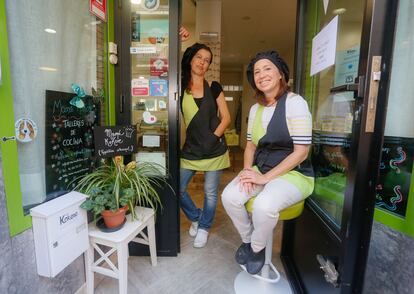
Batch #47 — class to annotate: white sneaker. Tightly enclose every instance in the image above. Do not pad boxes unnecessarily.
[189,221,198,237]
[193,229,209,248]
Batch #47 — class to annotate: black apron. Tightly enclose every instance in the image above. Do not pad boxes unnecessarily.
[254,92,314,177]
[181,80,228,160]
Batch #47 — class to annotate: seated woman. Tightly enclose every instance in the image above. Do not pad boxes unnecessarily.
[221,51,314,275]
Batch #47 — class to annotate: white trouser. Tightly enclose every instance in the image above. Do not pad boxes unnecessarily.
[221,175,303,252]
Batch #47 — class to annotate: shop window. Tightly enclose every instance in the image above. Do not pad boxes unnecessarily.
[5,0,106,214]
[375,0,414,220]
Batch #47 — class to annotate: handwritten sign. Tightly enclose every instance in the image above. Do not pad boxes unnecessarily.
[311,15,338,76]
[94,126,137,158]
[45,90,100,199]
[375,137,414,217]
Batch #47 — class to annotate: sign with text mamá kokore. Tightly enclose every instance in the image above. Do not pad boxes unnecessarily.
[94,126,137,158]
[45,90,100,200]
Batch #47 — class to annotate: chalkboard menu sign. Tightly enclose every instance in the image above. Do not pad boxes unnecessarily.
[94,126,137,158]
[375,136,414,217]
[45,90,100,199]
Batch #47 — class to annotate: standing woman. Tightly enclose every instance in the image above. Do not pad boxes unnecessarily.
[180,43,231,248]
[221,51,314,274]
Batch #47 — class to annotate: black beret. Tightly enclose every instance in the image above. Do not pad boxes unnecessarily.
[246,51,289,90]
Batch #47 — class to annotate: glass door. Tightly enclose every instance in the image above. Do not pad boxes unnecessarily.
[283,0,394,293]
[115,0,179,256]
[305,0,365,231]
[130,1,170,172]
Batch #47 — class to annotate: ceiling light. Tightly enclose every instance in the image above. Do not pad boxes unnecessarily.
[131,0,141,4]
[200,31,219,41]
[44,28,56,34]
[38,67,58,72]
[332,8,346,15]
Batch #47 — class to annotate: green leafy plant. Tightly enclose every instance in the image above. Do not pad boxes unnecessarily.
[75,156,169,220]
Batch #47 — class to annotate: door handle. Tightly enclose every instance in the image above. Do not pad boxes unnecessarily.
[2,136,16,142]
[120,93,125,113]
[365,56,382,133]
[316,254,339,287]
[330,75,365,98]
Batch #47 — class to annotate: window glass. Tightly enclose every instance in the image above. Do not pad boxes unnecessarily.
[6,0,106,213]
[299,0,365,228]
[130,0,170,175]
[375,0,414,217]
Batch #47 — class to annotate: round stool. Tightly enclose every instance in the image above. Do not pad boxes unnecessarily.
[234,199,304,294]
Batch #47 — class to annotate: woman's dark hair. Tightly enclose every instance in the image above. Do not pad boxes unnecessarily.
[181,43,213,94]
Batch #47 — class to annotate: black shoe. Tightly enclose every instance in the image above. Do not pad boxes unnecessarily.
[235,242,251,265]
[246,248,266,275]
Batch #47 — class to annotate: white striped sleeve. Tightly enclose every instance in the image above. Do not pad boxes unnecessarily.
[286,95,312,145]
[246,104,258,141]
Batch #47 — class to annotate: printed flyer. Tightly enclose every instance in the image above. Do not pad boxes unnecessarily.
[150,79,168,97]
[150,58,168,77]
[131,78,149,96]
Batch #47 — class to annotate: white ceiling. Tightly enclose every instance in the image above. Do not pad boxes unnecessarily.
[182,0,298,71]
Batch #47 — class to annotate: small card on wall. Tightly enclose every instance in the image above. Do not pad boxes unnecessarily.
[131,78,149,96]
[150,79,168,97]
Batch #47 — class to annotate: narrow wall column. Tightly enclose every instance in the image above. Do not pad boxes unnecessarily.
[196,0,222,82]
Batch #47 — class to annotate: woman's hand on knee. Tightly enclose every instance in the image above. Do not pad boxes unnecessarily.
[239,169,269,185]
[238,181,255,195]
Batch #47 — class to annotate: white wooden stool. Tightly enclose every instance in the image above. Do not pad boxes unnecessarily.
[85,206,157,294]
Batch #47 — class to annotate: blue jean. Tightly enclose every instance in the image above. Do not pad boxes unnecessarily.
[179,168,223,230]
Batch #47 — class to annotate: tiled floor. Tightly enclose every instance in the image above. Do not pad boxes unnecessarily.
[94,149,290,294]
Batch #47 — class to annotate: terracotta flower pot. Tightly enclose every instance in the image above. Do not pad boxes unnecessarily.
[101,206,128,228]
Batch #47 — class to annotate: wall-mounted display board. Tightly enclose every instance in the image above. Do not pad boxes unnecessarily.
[45,90,100,199]
[94,125,137,158]
[375,137,414,217]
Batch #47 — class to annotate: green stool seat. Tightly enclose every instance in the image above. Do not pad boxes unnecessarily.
[245,198,305,220]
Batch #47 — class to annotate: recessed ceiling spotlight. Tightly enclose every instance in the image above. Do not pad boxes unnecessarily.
[332,8,346,15]
[242,16,251,21]
[44,28,56,34]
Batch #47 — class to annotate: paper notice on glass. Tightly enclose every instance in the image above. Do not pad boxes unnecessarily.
[142,135,160,147]
[310,15,338,76]
[136,151,166,175]
[334,46,360,87]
